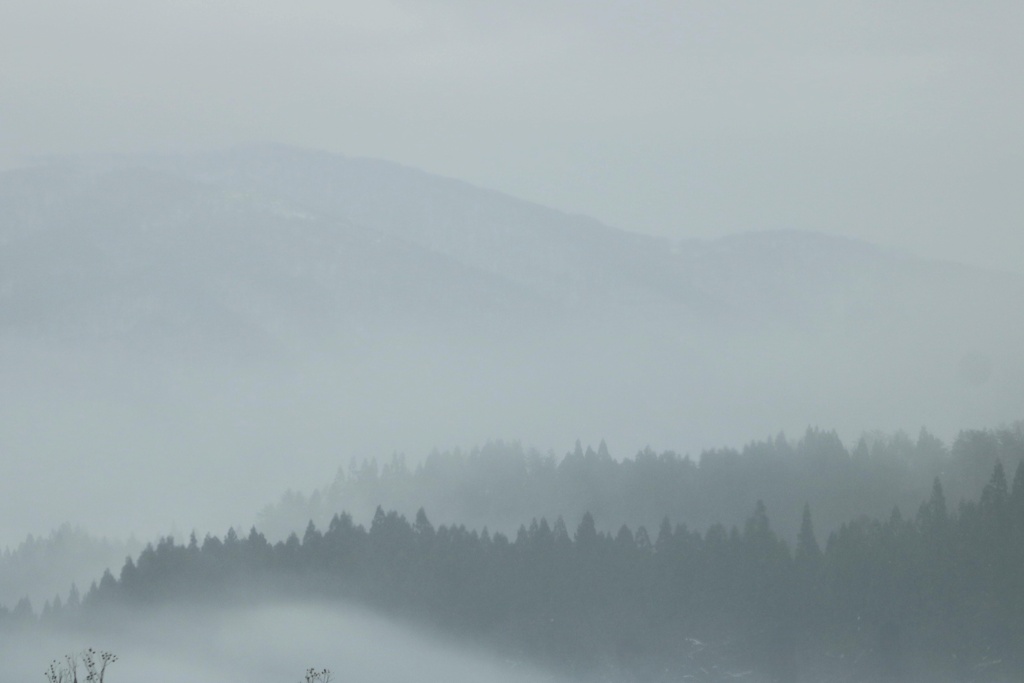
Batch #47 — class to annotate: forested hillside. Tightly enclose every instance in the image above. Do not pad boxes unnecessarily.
[18,455,1023,682]
[0,525,139,609]
[4,423,1020,681]
[258,425,1024,542]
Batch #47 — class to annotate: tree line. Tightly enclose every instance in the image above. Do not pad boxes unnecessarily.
[258,425,1024,544]
[12,459,1023,682]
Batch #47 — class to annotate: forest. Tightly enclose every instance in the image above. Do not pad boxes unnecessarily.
[7,425,1024,682]
[257,426,1023,542]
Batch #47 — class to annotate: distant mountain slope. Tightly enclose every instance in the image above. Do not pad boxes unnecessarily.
[0,162,556,353]
[6,145,1020,340]
[0,145,1021,547]
[177,145,689,309]
[158,145,1024,331]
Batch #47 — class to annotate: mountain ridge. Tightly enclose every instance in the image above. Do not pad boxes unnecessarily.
[1,144,1021,547]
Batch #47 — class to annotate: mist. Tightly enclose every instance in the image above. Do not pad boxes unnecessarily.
[4,2,1024,273]
[1,148,1022,548]
[3,2,1024,680]
[3,602,565,683]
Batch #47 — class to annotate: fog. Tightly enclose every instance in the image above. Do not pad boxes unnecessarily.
[2,602,565,683]
[3,2,1024,273]
[1,148,1022,549]
[2,2,1024,680]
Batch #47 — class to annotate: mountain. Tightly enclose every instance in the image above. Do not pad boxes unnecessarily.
[0,161,555,354]
[6,145,1018,344]
[1,145,1022,544]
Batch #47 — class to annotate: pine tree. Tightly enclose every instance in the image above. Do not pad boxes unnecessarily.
[795,503,822,573]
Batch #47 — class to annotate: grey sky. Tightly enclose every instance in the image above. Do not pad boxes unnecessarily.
[2,1,1022,272]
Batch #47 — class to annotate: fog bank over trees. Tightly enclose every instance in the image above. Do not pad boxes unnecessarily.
[258,425,1024,543]
[7,423,1020,627]
[0,422,1021,681]
[8,449,1023,682]
[0,525,140,609]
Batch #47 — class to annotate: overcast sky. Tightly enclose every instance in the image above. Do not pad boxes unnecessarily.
[2,1,1022,272]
